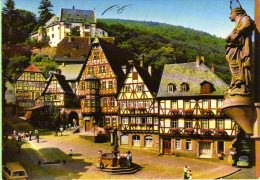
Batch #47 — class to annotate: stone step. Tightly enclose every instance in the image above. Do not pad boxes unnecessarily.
[97,164,142,175]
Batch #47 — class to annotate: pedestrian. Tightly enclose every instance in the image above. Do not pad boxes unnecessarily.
[18,135,22,142]
[98,150,104,169]
[36,134,39,143]
[69,149,73,161]
[184,165,188,180]
[17,141,22,153]
[29,131,32,141]
[126,153,131,167]
[187,169,192,180]
[117,152,121,166]
[60,127,63,136]
[68,123,71,130]
[127,150,132,164]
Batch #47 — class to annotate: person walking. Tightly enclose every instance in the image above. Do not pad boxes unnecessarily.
[36,133,39,143]
[187,169,192,179]
[29,131,32,141]
[183,165,188,180]
[69,149,73,161]
[17,141,22,153]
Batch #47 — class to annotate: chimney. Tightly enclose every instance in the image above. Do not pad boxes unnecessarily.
[121,65,126,74]
[68,36,71,43]
[140,59,143,67]
[211,63,215,73]
[196,56,200,67]
[196,56,204,67]
[148,65,152,76]
[56,69,61,74]
[128,60,133,65]
[201,56,205,63]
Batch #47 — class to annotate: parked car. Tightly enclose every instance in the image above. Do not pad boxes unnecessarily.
[236,155,249,167]
[3,162,28,180]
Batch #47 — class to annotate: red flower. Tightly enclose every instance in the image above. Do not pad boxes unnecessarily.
[185,128,194,134]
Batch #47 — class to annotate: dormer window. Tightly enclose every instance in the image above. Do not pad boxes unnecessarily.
[180,83,189,92]
[200,81,214,94]
[167,83,176,93]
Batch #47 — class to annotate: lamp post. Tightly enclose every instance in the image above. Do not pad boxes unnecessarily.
[93,119,96,136]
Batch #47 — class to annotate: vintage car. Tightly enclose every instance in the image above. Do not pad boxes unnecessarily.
[3,162,28,180]
[236,156,249,167]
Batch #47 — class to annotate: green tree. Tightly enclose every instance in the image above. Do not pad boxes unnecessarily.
[30,55,58,78]
[7,56,30,80]
[71,27,80,36]
[38,0,54,26]
[2,0,16,43]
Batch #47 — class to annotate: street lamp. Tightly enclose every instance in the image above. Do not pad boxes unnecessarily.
[93,119,96,136]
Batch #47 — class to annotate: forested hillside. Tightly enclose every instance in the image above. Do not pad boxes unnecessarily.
[97,19,230,83]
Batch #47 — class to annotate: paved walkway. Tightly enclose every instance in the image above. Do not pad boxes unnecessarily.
[25,131,239,179]
[3,115,242,179]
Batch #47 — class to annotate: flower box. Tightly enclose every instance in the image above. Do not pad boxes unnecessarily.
[215,129,227,136]
[182,109,193,115]
[129,123,137,126]
[200,109,212,115]
[136,106,146,111]
[200,128,212,135]
[170,109,179,114]
[170,128,180,133]
[127,107,135,111]
[185,128,194,134]
[104,126,113,130]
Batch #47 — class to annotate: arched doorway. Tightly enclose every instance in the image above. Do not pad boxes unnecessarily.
[68,111,79,125]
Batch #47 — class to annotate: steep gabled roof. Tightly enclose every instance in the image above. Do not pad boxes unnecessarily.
[77,38,134,90]
[60,8,96,24]
[55,37,92,62]
[157,62,228,98]
[42,73,74,95]
[134,65,160,94]
[24,64,42,73]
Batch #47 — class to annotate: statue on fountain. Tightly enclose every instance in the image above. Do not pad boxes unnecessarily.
[225,2,255,97]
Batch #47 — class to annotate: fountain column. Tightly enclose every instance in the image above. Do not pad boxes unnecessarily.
[254,0,260,177]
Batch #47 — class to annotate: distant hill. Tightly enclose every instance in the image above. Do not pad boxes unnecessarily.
[97,19,230,83]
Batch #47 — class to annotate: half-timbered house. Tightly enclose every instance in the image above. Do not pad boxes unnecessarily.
[15,64,46,114]
[77,37,134,131]
[157,60,238,159]
[42,73,75,107]
[117,62,160,149]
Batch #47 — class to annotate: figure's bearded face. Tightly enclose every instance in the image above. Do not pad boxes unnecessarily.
[229,11,236,22]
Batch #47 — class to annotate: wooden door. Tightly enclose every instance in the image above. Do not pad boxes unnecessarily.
[85,120,91,131]
[163,138,171,155]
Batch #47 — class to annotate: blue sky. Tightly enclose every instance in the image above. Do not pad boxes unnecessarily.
[13,0,254,38]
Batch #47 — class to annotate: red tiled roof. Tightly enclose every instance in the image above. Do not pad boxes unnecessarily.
[24,64,42,73]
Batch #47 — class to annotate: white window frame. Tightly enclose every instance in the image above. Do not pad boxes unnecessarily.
[137,84,143,92]
[186,139,192,150]
[147,117,152,124]
[125,85,130,92]
[145,136,153,147]
[122,117,128,124]
[133,135,140,146]
[175,139,181,150]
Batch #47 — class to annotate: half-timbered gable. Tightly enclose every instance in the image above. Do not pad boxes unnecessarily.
[157,62,238,159]
[117,63,160,148]
[42,73,75,107]
[77,37,134,128]
[15,64,46,112]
